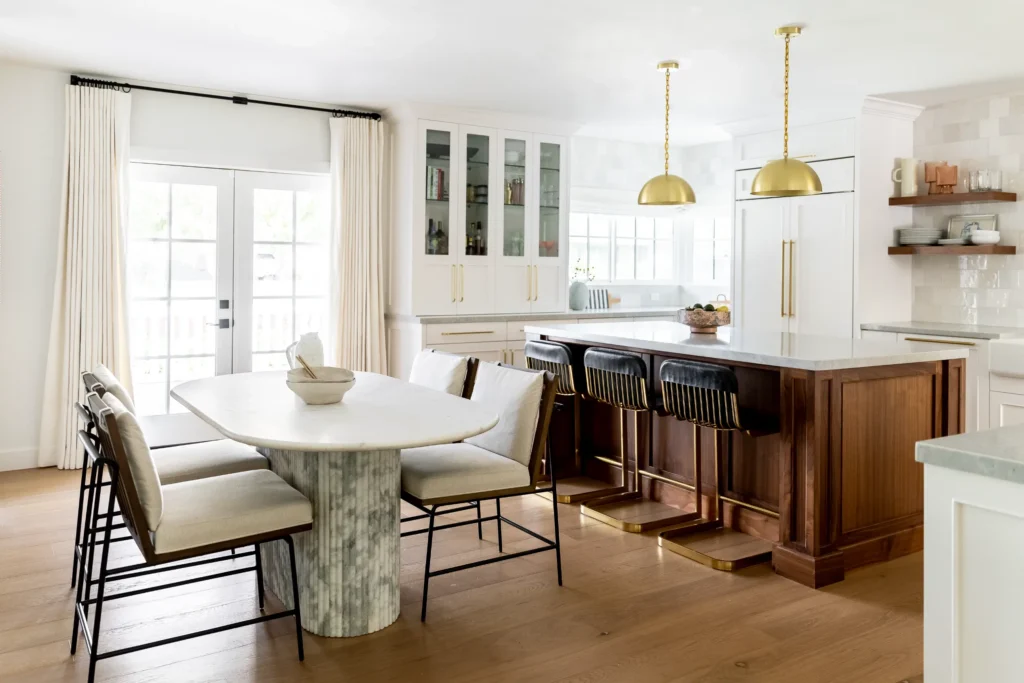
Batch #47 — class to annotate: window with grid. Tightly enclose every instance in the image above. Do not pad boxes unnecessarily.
[569,213,673,282]
[692,217,731,285]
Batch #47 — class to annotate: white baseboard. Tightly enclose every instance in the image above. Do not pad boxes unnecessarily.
[0,448,38,472]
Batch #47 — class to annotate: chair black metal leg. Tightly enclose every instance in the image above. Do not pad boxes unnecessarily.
[549,444,563,587]
[87,475,118,683]
[496,498,503,552]
[421,506,436,622]
[284,536,304,661]
[476,501,482,540]
[72,461,90,588]
[72,463,102,655]
[254,542,265,611]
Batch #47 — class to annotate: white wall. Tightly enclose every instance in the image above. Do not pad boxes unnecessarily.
[0,62,67,471]
[0,61,343,470]
[569,136,732,307]
[912,92,1024,326]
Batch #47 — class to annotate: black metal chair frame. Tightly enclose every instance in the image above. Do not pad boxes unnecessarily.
[399,366,562,622]
[72,402,306,683]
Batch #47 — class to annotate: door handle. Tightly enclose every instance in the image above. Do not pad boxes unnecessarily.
[459,265,464,302]
[451,265,456,303]
[526,265,532,301]
[788,240,795,318]
[206,320,230,329]
[780,240,786,318]
[533,265,539,301]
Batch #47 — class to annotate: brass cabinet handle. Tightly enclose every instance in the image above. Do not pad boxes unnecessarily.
[440,330,496,336]
[533,265,539,301]
[526,265,532,301]
[459,264,464,302]
[903,337,976,347]
[788,240,795,318]
[780,240,786,318]
[451,265,456,303]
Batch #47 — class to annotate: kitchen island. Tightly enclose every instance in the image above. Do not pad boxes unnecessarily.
[527,321,968,588]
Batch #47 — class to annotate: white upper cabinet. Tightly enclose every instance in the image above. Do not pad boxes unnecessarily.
[733,118,857,169]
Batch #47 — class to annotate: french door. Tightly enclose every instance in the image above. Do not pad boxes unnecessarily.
[126,163,330,423]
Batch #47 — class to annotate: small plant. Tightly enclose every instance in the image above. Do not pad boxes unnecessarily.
[572,259,596,283]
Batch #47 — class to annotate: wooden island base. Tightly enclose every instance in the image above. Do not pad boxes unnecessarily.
[543,338,966,589]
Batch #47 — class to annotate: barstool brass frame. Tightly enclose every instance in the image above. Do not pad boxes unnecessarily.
[656,363,773,570]
[580,359,694,533]
[526,345,626,504]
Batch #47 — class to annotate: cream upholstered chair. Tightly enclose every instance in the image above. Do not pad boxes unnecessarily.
[73,369,268,588]
[407,349,479,398]
[73,391,312,683]
[400,361,560,621]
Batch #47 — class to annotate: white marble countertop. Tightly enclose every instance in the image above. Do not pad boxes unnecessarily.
[860,321,1024,340]
[527,321,970,371]
[917,426,1024,485]
[387,306,682,325]
[171,371,498,452]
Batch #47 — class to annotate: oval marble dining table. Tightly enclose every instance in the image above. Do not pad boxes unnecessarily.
[171,371,498,638]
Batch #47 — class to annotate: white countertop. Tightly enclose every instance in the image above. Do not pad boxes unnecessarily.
[171,371,498,452]
[861,321,1024,340]
[917,426,1024,485]
[386,307,682,325]
[526,321,970,371]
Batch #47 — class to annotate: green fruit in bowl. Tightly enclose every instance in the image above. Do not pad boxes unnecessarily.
[703,303,715,312]
[693,302,703,310]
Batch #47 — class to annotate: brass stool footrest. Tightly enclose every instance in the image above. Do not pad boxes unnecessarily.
[582,494,693,533]
[659,527,773,571]
[537,477,626,504]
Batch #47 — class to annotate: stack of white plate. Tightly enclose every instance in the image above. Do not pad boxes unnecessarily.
[899,227,943,245]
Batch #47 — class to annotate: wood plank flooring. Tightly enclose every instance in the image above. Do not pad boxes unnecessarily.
[0,467,924,682]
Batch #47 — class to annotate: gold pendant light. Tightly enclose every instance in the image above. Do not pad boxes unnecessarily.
[750,26,822,197]
[638,61,695,206]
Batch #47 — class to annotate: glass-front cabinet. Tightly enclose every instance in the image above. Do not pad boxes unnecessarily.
[414,120,565,315]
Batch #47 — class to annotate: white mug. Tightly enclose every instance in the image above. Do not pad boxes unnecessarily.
[891,158,918,197]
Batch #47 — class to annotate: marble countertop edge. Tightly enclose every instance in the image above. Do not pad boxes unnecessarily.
[916,427,1024,486]
[861,321,1024,340]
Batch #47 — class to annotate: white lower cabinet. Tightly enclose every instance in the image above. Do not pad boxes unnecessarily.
[989,390,1024,427]
[426,340,506,364]
[898,333,989,433]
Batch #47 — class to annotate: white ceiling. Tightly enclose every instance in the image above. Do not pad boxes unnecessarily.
[2,0,1024,145]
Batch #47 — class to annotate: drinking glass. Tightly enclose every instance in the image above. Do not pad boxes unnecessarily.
[991,170,1003,191]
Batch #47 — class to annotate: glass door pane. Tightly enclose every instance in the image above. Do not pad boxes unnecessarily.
[425,129,451,256]
[465,133,489,256]
[503,138,527,257]
[233,171,330,373]
[538,141,561,258]
[126,164,233,417]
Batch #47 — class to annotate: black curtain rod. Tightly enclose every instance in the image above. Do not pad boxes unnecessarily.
[69,75,381,120]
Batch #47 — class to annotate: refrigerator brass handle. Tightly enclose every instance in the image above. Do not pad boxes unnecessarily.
[788,240,795,318]
[780,240,786,318]
[451,265,456,303]
[903,337,976,347]
[459,264,464,302]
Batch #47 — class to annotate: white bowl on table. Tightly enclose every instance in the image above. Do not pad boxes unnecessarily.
[286,367,356,405]
[971,230,1001,245]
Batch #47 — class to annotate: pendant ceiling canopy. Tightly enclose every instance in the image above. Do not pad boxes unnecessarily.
[750,26,822,198]
[638,61,695,206]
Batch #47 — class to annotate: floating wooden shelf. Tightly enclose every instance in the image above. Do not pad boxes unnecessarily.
[888,191,1017,206]
[888,245,1017,255]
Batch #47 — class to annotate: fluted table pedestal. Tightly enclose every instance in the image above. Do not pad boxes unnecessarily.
[259,447,400,637]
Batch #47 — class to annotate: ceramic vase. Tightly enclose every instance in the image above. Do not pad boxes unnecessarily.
[569,281,589,311]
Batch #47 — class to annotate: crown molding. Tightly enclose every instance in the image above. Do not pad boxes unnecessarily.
[861,96,924,121]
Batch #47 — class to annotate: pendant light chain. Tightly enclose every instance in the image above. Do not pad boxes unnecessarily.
[664,67,671,175]
[783,33,790,159]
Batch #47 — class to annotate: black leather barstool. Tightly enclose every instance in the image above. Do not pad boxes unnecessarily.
[579,347,691,533]
[525,340,624,503]
[657,358,776,570]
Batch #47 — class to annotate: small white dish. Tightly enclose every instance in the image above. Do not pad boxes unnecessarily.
[971,230,1001,245]
[286,367,356,405]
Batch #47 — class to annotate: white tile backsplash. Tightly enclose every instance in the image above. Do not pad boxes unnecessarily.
[912,91,1024,328]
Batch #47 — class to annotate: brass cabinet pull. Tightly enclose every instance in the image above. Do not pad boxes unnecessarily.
[526,265,532,301]
[451,265,456,303]
[780,240,786,318]
[459,264,464,302]
[788,240,795,318]
[904,336,976,347]
[533,265,539,301]
[440,330,496,336]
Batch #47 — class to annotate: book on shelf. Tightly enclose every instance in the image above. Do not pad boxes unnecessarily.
[426,166,447,201]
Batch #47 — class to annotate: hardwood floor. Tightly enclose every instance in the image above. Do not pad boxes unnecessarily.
[0,467,924,682]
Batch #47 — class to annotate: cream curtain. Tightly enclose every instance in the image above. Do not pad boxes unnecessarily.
[37,86,132,469]
[328,116,388,374]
